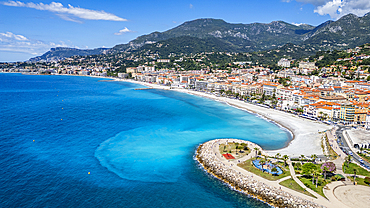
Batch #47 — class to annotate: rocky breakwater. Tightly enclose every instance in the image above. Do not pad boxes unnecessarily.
[196,139,324,208]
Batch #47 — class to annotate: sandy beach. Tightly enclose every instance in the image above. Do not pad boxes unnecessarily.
[115,79,332,157]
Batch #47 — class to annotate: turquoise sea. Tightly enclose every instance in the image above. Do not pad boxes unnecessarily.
[0,73,291,207]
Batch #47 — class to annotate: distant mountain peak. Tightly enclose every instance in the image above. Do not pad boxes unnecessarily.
[29,14,370,62]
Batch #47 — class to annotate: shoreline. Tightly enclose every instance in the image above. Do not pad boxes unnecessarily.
[116,78,331,156]
[4,73,330,156]
[195,139,324,208]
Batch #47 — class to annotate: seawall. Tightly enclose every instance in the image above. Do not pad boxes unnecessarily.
[195,139,324,208]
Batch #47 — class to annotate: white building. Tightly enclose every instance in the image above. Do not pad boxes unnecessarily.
[277,58,290,68]
[299,62,316,70]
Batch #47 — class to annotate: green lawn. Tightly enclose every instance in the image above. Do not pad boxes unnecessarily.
[358,153,370,164]
[298,176,329,199]
[238,158,290,181]
[279,178,317,198]
[292,162,322,175]
[342,163,370,177]
[347,176,370,186]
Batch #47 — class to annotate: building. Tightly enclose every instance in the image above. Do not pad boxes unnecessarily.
[354,108,367,125]
[126,67,137,73]
[262,82,280,96]
[299,62,316,70]
[157,59,170,63]
[340,105,355,123]
[277,58,290,68]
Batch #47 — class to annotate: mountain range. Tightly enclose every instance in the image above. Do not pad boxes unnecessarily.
[29,12,370,62]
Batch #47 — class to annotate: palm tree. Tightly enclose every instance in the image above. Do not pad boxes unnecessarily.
[310,169,315,185]
[346,155,352,168]
[300,155,305,165]
[319,111,323,120]
[275,153,281,160]
[353,168,357,185]
[310,154,318,163]
[282,155,289,167]
[295,162,301,171]
[323,166,329,179]
[254,147,258,158]
[271,167,278,176]
[314,169,320,188]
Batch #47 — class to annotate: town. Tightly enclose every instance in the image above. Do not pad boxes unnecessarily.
[2,43,370,130]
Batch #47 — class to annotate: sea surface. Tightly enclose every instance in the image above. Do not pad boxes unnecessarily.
[0,73,291,208]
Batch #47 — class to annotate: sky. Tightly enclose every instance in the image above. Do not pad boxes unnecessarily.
[1,0,370,62]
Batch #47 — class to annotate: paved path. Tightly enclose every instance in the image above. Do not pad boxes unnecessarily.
[209,138,370,208]
[333,184,370,208]
[326,128,350,182]
[211,140,333,207]
[287,160,324,200]
[323,128,370,208]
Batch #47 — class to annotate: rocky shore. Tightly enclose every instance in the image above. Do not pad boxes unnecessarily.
[196,139,324,208]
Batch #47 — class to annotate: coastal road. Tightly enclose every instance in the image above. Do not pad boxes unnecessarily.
[335,126,370,170]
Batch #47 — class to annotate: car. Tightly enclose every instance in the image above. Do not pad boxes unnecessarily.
[349,151,353,156]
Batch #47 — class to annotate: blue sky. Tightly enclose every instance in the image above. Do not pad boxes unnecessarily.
[1,0,370,62]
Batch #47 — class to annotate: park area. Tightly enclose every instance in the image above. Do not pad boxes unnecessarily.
[219,142,251,159]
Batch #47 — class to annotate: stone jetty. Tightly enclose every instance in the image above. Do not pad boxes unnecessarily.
[196,139,324,208]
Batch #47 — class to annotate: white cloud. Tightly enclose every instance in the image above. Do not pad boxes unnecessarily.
[0,31,72,56]
[189,4,193,9]
[285,0,370,19]
[2,1,127,22]
[114,27,134,35]
[295,0,331,6]
[314,0,370,19]
[0,32,28,41]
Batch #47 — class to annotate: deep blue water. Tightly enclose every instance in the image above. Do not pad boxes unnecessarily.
[0,73,291,208]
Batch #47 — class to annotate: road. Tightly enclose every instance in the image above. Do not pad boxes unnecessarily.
[335,125,370,170]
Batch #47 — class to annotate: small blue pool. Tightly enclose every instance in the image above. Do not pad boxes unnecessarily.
[252,159,283,175]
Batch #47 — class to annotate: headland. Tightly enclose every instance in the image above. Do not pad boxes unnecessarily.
[196,139,324,208]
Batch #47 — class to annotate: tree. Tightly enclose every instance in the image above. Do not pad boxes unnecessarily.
[275,153,281,159]
[321,162,336,179]
[313,168,322,188]
[310,154,318,163]
[364,177,370,185]
[254,147,258,158]
[310,168,315,184]
[260,92,266,103]
[345,155,352,168]
[295,162,301,171]
[299,155,305,165]
[353,168,357,185]
[302,163,317,176]
[282,155,289,167]
[271,167,278,176]
[319,112,323,120]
